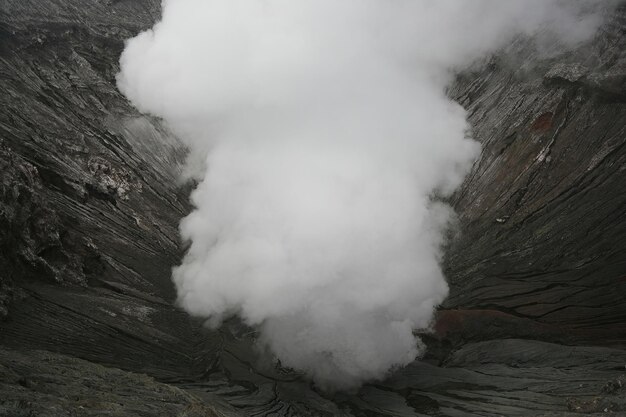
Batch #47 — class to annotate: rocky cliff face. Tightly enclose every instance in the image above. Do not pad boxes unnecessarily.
[443,18,626,348]
[1,1,625,416]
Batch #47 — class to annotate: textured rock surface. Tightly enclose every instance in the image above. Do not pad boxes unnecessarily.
[0,348,235,417]
[444,11,626,348]
[0,1,625,416]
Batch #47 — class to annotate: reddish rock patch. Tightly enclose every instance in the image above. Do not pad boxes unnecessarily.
[530,111,554,132]
[433,309,563,343]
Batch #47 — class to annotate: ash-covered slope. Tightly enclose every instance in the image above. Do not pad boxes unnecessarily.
[0,1,625,416]
[0,0,208,375]
[442,16,626,347]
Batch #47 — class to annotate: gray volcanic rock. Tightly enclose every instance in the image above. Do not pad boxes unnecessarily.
[0,1,625,416]
[0,348,235,417]
[443,10,626,347]
[0,0,217,396]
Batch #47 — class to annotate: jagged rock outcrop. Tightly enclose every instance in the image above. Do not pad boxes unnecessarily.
[0,1,624,416]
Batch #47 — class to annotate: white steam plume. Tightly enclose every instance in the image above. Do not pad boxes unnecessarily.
[118,0,610,390]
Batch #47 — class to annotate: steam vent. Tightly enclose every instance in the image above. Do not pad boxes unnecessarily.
[1,1,625,416]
